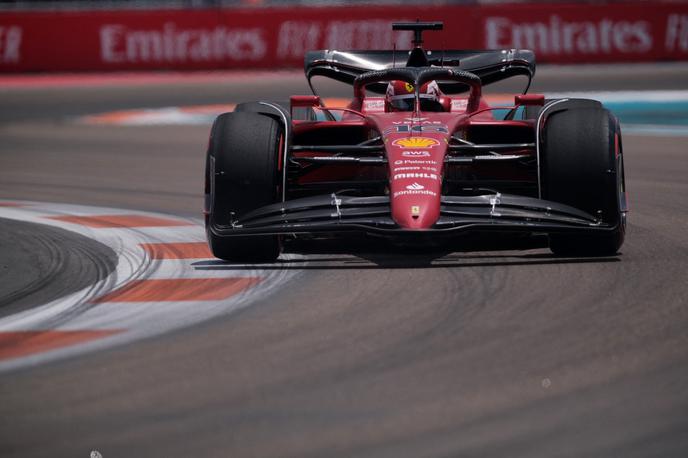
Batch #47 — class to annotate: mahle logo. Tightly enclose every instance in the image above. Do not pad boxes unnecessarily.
[393,137,439,148]
[394,173,438,180]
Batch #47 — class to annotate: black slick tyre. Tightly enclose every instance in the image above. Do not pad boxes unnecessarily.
[204,112,282,262]
[540,105,626,256]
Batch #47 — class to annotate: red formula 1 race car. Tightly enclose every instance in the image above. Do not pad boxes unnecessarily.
[204,21,627,262]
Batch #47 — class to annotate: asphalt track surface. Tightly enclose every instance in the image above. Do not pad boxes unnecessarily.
[1,64,688,457]
[0,218,117,317]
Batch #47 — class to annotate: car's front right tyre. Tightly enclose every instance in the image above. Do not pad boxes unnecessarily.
[204,112,282,262]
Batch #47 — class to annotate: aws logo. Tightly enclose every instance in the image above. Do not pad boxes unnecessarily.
[401,150,431,157]
[392,137,439,149]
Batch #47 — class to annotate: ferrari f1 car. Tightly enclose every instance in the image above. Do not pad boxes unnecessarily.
[204,21,627,262]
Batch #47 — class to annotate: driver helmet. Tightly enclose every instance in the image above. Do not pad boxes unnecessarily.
[385,80,440,111]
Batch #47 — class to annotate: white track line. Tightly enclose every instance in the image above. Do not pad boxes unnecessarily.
[0,201,299,372]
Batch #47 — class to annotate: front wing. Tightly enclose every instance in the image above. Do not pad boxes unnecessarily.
[207,193,619,238]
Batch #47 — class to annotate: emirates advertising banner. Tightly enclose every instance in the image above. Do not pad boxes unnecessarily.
[1,3,687,72]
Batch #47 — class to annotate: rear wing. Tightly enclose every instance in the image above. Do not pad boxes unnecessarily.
[304,49,536,95]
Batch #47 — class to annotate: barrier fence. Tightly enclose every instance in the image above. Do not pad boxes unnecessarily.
[1,2,687,72]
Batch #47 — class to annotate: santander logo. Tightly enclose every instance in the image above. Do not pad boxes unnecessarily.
[406,182,425,190]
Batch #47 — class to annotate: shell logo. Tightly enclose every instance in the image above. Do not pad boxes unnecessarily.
[393,137,440,148]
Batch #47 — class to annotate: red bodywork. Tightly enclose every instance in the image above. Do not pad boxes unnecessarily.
[290,91,537,230]
[372,111,464,229]
[205,23,622,250]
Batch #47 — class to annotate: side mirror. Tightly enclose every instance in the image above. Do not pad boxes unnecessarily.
[290,95,322,120]
[291,95,321,109]
[515,94,545,106]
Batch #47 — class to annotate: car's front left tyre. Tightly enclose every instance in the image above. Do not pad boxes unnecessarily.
[539,103,626,256]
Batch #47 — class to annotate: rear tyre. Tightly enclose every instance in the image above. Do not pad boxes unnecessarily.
[540,105,626,256]
[205,112,282,262]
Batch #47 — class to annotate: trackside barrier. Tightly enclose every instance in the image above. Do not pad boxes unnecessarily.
[1,2,688,72]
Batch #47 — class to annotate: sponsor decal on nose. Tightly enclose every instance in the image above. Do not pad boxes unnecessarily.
[392,166,421,172]
[406,182,425,190]
[393,137,439,148]
[394,159,438,166]
[401,150,432,157]
[394,173,438,181]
